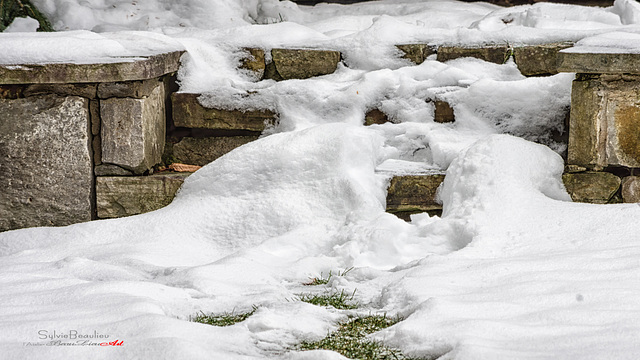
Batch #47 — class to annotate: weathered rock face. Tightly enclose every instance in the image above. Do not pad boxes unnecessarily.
[514,43,573,76]
[171,136,260,166]
[0,51,184,84]
[562,171,621,204]
[96,173,190,218]
[386,175,445,219]
[396,44,436,65]
[97,79,162,99]
[622,176,640,203]
[0,95,92,231]
[437,46,509,64]
[434,100,455,123]
[239,48,266,80]
[172,92,277,131]
[101,81,166,174]
[268,48,341,80]
[558,52,640,74]
[567,74,640,169]
[364,109,390,126]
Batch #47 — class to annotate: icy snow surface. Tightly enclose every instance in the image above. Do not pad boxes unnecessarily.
[3,0,640,359]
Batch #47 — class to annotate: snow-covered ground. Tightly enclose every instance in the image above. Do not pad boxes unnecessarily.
[3,0,640,359]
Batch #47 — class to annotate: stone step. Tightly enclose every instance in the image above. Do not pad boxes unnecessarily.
[240,48,341,81]
[385,174,446,220]
[96,173,191,218]
[166,135,260,166]
[397,42,573,76]
[172,92,277,131]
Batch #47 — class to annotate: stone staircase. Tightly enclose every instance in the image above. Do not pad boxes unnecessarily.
[2,38,639,231]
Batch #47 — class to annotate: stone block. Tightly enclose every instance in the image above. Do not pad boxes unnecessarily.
[434,100,455,123]
[172,92,277,131]
[97,78,162,99]
[437,46,510,64]
[396,44,436,65]
[558,52,640,74]
[101,81,165,174]
[568,74,640,169]
[0,95,92,231]
[268,48,341,80]
[386,175,445,218]
[94,164,133,176]
[562,171,621,204]
[0,51,184,84]
[96,173,190,218]
[24,83,97,98]
[239,48,266,80]
[364,109,390,126]
[622,176,640,203]
[172,136,260,166]
[514,42,573,76]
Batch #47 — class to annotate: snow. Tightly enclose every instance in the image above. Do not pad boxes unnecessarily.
[3,0,640,359]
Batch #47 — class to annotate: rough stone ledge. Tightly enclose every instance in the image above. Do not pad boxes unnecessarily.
[562,171,621,204]
[172,92,277,131]
[386,174,445,220]
[514,42,573,76]
[558,52,640,74]
[396,44,437,65]
[266,48,341,80]
[96,173,191,218]
[0,51,184,84]
[437,45,510,64]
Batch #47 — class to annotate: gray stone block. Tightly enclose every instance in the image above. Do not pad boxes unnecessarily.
[96,173,190,218]
[0,51,184,84]
[558,51,640,74]
[101,81,166,174]
[0,95,92,231]
[172,136,260,166]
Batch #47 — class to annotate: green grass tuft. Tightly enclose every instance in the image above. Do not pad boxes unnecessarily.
[300,314,418,360]
[303,267,354,286]
[297,289,359,310]
[191,306,257,327]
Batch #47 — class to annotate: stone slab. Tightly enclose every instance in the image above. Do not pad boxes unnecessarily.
[396,44,437,65]
[0,51,184,84]
[562,171,621,204]
[434,100,455,123]
[171,136,260,166]
[622,176,640,203]
[386,174,445,218]
[269,48,341,80]
[96,173,190,218]
[24,83,98,98]
[437,46,510,64]
[514,42,573,76]
[558,52,640,74]
[101,81,165,174]
[568,74,640,169]
[0,95,92,231]
[97,78,163,99]
[172,92,277,131]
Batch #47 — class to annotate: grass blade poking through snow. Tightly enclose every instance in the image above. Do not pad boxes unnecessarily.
[299,314,419,360]
[297,289,359,310]
[191,306,257,327]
